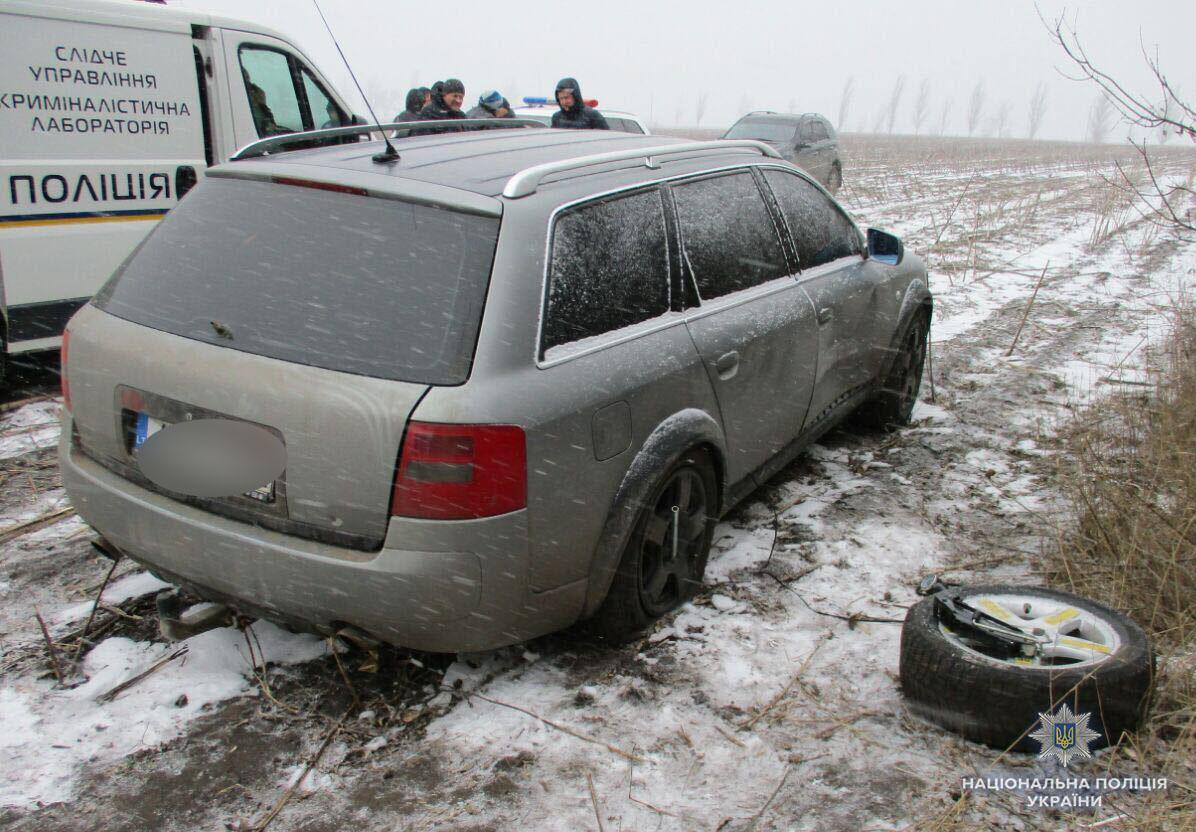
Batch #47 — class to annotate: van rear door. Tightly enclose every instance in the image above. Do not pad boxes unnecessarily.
[0,4,205,349]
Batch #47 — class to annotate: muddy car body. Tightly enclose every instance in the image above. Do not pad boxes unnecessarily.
[59,127,930,652]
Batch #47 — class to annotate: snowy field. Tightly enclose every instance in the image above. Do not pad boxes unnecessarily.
[1,133,1194,831]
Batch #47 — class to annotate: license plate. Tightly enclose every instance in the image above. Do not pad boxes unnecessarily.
[132,412,276,503]
[132,412,166,452]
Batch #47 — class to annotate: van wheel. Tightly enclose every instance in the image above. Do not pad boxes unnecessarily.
[828,162,843,193]
[591,448,717,642]
[855,310,928,431]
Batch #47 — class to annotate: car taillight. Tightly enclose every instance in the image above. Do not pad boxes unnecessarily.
[61,328,71,412]
[391,422,526,520]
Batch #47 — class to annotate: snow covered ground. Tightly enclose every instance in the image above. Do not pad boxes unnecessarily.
[1,134,1193,831]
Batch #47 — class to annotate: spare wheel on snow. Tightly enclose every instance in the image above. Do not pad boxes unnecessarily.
[899,584,1154,752]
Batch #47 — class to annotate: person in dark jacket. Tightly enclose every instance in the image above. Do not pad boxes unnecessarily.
[394,87,430,123]
[466,89,515,119]
[413,79,467,134]
[551,77,609,130]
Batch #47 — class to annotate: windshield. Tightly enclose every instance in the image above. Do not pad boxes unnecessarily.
[723,118,797,143]
[93,177,499,385]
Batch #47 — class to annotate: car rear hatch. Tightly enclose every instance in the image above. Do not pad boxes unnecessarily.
[70,173,501,551]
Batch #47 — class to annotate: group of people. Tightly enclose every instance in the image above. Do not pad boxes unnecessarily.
[393,77,609,132]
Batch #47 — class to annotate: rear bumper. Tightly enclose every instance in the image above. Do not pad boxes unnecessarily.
[59,418,583,652]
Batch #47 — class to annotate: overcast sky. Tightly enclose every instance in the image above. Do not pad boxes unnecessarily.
[175,0,1195,142]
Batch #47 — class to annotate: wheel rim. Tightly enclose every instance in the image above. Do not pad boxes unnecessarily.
[895,318,927,416]
[637,467,709,616]
[938,592,1122,669]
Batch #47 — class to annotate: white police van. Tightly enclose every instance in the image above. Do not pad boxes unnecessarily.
[0,0,357,382]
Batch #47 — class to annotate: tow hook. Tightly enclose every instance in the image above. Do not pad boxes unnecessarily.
[156,589,234,641]
[916,573,1046,659]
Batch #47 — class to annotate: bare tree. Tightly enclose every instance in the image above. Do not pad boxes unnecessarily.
[871,108,886,134]
[912,78,931,135]
[838,76,855,132]
[1047,13,1194,233]
[1087,94,1116,144]
[695,92,709,127]
[939,98,953,135]
[967,80,986,136]
[886,75,906,134]
[674,103,685,125]
[994,101,1011,138]
[1027,83,1048,139]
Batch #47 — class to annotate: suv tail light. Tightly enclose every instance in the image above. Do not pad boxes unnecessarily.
[61,328,72,412]
[391,422,526,520]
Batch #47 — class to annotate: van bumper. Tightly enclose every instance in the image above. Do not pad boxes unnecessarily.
[59,418,583,653]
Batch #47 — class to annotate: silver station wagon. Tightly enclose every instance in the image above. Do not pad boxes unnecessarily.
[59,124,931,652]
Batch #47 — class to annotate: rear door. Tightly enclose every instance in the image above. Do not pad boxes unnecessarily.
[75,175,500,547]
[672,169,818,485]
[761,167,878,431]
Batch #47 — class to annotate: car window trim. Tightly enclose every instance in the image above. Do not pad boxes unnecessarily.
[533,161,825,370]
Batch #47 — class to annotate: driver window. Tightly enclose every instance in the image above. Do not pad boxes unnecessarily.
[239,47,304,138]
[302,68,346,129]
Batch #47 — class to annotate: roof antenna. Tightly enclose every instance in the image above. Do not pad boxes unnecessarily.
[312,0,399,164]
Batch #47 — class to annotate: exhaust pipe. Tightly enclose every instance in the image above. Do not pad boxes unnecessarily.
[156,589,234,641]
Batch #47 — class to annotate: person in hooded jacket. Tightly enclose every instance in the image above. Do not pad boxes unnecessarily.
[394,87,430,123]
[551,77,609,130]
[466,89,515,119]
[414,79,468,134]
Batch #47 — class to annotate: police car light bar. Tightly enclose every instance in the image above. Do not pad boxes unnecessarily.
[522,96,600,107]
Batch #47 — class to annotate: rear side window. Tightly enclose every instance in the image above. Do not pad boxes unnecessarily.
[763,169,860,269]
[543,189,670,354]
[671,171,789,301]
[621,119,645,135]
[94,178,499,385]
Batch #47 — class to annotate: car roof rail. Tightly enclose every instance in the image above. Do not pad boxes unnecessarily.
[502,139,781,199]
[230,119,547,161]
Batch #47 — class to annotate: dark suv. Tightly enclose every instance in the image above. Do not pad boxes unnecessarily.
[723,112,842,193]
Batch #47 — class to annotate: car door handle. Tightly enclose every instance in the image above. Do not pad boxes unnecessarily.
[817,307,833,325]
[715,351,739,379]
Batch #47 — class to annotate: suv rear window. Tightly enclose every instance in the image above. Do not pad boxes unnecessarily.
[723,118,796,143]
[94,177,499,385]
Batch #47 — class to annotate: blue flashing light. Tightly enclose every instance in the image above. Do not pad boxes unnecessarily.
[522,96,550,106]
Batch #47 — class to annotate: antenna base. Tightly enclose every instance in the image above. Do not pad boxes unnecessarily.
[372,146,400,164]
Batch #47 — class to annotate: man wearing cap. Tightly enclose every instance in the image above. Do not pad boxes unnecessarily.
[413,79,468,134]
[551,77,609,130]
[467,89,515,119]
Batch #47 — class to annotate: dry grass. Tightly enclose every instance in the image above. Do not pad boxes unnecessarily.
[1050,301,1196,829]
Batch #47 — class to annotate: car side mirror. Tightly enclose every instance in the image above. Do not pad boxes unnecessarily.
[867,228,903,265]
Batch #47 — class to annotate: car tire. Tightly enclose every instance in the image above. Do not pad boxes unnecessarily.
[590,447,717,643]
[828,162,843,193]
[900,584,1154,751]
[855,309,929,431]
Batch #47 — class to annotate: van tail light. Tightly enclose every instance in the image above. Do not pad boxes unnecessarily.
[61,328,72,413]
[391,422,526,520]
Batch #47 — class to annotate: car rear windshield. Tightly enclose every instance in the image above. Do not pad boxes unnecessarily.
[723,118,797,143]
[93,177,499,385]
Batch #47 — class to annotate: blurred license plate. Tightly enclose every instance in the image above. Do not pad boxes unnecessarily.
[132,412,276,503]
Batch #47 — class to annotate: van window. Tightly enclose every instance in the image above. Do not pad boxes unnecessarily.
[93,178,499,385]
[671,172,789,301]
[302,67,347,129]
[762,169,860,269]
[239,46,305,136]
[543,189,670,354]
